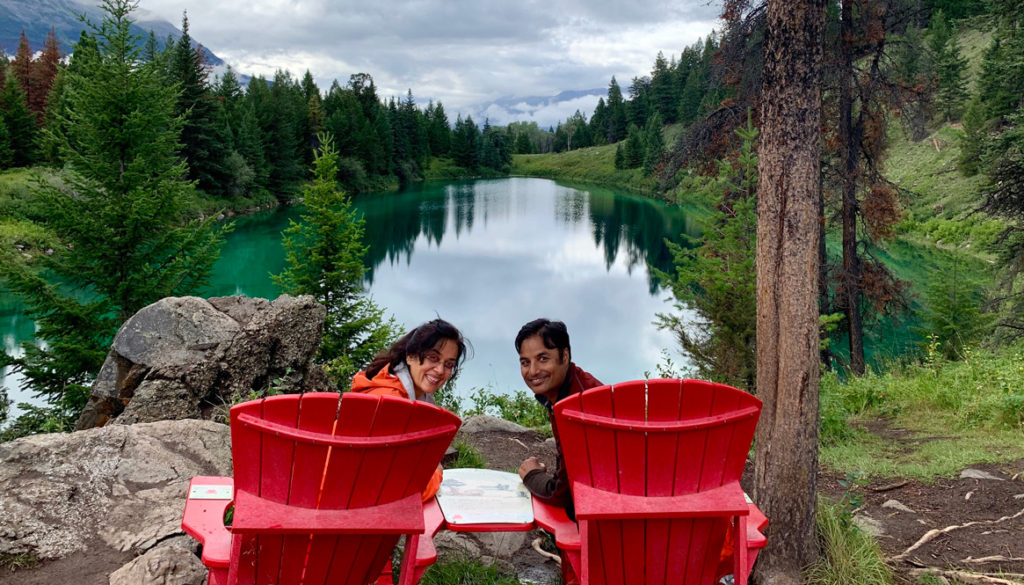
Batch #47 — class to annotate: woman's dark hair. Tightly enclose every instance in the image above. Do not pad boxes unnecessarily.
[365,318,468,379]
[514,318,571,360]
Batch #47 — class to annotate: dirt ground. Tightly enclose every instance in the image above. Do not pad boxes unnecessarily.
[5,422,1022,585]
[466,424,1024,585]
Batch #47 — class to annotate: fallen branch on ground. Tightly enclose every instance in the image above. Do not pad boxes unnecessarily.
[963,556,1024,564]
[870,480,908,492]
[891,507,1024,562]
[908,568,1024,585]
[532,537,560,565]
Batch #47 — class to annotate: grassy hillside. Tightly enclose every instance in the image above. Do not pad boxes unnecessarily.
[511,144,654,193]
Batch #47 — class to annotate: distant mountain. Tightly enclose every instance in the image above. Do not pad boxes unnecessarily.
[464,88,606,129]
[0,0,223,66]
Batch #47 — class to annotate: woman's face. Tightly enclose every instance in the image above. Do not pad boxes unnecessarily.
[406,339,459,397]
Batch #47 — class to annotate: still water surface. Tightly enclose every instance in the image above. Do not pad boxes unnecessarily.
[2,178,697,415]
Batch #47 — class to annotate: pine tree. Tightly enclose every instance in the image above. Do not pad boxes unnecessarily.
[274,133,396,384]
[451,115,480,168]
[650,51,677,123]
[656,115,759,390]
[0,0,226,409]
[606,77,628,142]
[622,123,644,168]
[642,112,664,174]
[589,97,608,146]
[169,14,231,197]
[39,31,99,165]
[0,111,13,168]
[928,10,969,121]
[28,28,62,124]
[0,75,38,167]
[11,31,35,117]
[627,76,651,128]
[426,100,451,156]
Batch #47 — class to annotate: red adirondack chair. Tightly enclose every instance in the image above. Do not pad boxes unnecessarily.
[533,378,766,585]
[181,392,461,585]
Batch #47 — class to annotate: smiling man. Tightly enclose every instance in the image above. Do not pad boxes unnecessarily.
[515,318,603,521]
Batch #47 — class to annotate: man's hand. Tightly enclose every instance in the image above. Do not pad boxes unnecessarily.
[518,456,546,480]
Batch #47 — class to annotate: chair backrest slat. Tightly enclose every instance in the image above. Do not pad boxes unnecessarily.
[555,379,761,585]
[577,386,618,493]
[610,381,648,497]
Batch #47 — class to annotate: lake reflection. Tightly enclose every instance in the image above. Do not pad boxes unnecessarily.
[2,178,695,412]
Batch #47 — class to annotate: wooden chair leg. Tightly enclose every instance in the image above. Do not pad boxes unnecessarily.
[374,559,395,585]
[733,516,749,585]
[398,534,420,585]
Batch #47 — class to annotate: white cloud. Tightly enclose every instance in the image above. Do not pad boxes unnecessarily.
[131,0,722,121]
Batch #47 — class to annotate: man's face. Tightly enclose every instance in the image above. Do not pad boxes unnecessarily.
[518,335,570,400]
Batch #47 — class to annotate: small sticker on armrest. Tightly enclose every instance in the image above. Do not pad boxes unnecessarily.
[189,484,233,500]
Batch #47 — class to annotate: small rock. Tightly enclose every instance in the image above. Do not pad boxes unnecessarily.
[1014,493,1024,500]
[960,469,1004,481]
[460,415,530,434]
[853,514,885,537]
[882,499,916,514]
[965,490,973,500]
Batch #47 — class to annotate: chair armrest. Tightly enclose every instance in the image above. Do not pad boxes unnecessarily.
[231,489,425,535]
[181,476,234,569]
[413,498,446,568]
[531,498,580,550]
[747,499,768,548]
[573,481,750,521]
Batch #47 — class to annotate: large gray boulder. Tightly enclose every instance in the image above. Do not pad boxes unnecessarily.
[0,419,231,584]
[76,295,329,429]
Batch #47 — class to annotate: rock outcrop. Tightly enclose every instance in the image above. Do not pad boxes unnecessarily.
[0,419,231,584]
[76,295,329,429]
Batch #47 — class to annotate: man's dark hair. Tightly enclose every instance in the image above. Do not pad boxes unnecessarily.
[515,318,571,360]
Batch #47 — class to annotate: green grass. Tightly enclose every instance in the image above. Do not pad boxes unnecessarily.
[417,555,530,585]
[956,24,993,92]
[806,499,893,585]
[0,218,58,263]
[0,551,40,572]
[820,343,1024,480]
[452,438,488,469]
[885,124,989,220]
[422,158,510,182]
[511,144,653,193]
[463,388,550,430]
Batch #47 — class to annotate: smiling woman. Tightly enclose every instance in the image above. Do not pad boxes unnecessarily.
[350,318,468,402]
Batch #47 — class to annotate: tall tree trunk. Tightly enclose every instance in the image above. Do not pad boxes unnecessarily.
[839,0,867,375]
[754,0,826,582]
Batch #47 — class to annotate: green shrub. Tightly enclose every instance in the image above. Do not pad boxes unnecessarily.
[0,385,89,443]
[464,388,549,429]
[452,438,487,469]
[417,555,526,585]
[0,551,40,572]
[806,498,893,585]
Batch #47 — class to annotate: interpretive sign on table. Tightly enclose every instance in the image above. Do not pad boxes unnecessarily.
[436,468,534,525]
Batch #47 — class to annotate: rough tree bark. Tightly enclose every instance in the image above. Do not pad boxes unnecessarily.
[753,0,826,583]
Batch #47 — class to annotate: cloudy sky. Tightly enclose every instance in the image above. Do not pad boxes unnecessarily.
[132,0,722,127]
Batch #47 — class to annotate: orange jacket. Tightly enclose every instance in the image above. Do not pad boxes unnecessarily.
[351,365,409,399]
[350,365,443,501]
